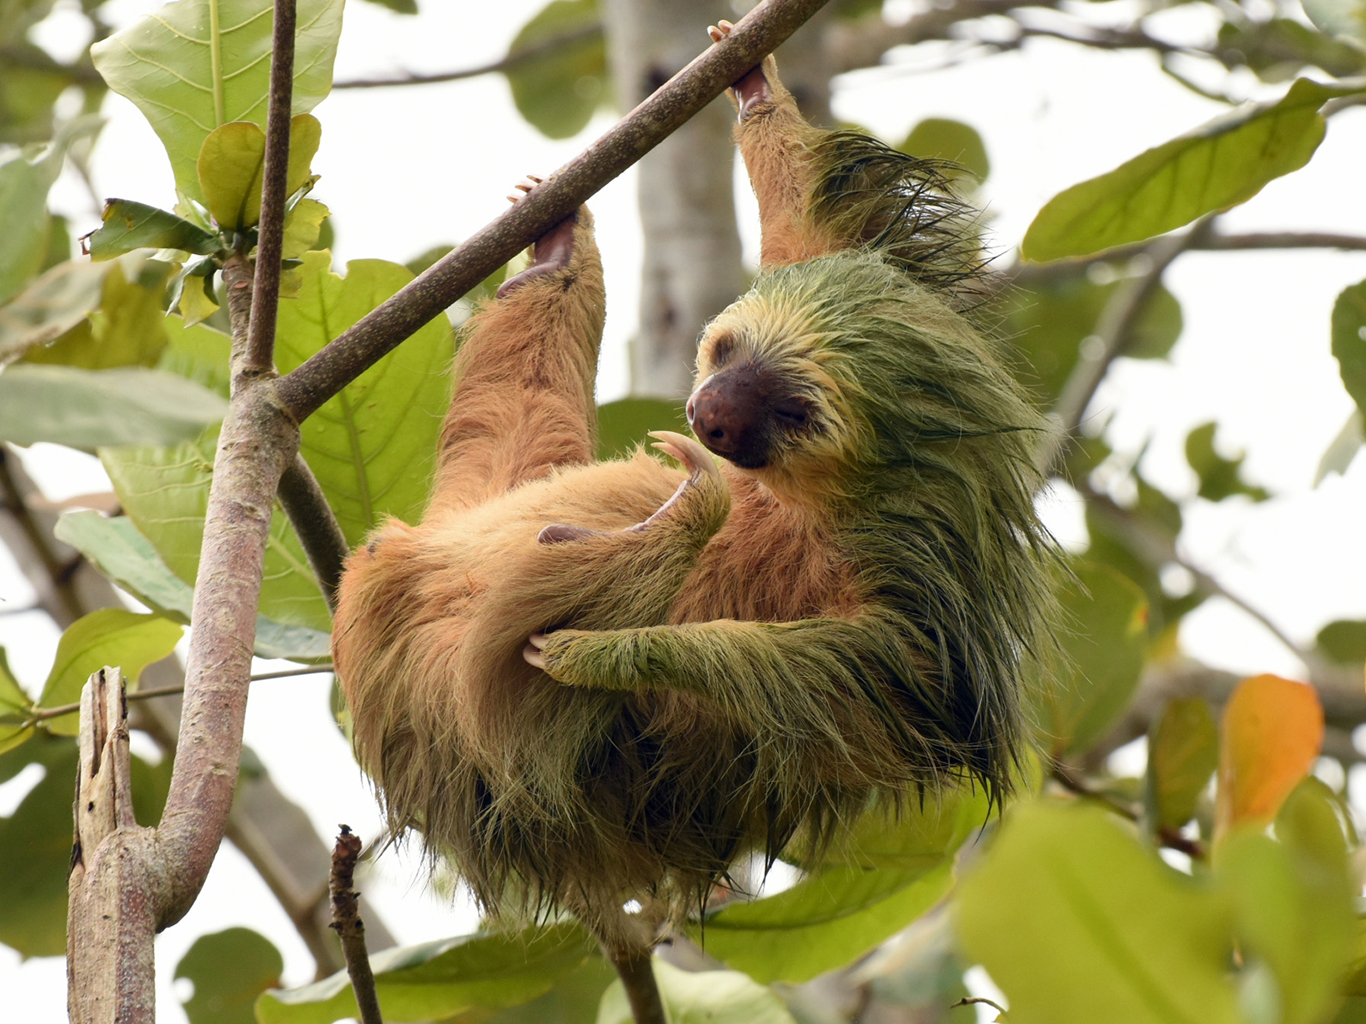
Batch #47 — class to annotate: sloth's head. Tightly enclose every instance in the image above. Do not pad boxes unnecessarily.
[690,253,1043,505]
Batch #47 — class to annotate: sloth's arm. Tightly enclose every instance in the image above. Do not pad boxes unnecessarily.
[431,195,605,513]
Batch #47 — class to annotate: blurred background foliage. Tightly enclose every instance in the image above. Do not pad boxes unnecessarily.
[1,0,1365,1021]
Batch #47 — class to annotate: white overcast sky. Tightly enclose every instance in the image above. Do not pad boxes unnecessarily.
[3,0,1366,1020]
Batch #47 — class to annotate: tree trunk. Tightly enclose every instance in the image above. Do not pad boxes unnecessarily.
[602,0,747,398]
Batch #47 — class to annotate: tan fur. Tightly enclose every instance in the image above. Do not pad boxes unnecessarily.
[334,54,1051,960]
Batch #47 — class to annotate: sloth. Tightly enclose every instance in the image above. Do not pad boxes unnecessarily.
[332,29,1055,967]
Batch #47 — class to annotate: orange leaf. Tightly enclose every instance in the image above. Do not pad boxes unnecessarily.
[1215,674,1324,845]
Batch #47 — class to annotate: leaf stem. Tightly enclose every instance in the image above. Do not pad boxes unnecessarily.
[209,0,225,127]
[1052,764,1207,860]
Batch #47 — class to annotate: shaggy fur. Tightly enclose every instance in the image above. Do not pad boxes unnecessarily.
[332,52,1055,956]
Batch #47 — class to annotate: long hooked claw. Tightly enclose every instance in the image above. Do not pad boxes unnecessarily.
[648,430,720,483]
[523,632,549,670]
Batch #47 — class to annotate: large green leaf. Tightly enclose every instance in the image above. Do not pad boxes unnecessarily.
[37,608,183,733]
[1023,79,1360,261]
[53,511,331,662]
[0,259,108,365]
[196,114,320,230]
[90,0,343,205]
[274,252,453,545]
[955,801,1239,1024]
[0,364,227,448]
[84,199,222,260]
[596,397,687,461]
[102,423,333,633]
[0,115,101,304]
[256,924,596,1024]
[898,117,990,183]
[1220,788,1356,1024]
[23,256,175,369]
[1332,279,1366,418]
[1033,561,1148,755]
[177,927,284,1024]
[597,960,798,1024]
[698,860,953,984]
[505,0,607,140]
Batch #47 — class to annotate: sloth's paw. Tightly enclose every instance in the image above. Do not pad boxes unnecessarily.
[623,430,726,534]
[707,19,773,120]
[496,175,581,298]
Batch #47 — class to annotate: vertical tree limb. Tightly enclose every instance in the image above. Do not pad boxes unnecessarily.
[277,452,348,610]
[68,667,160,1024]
[243,0,297,376]
[330,827,383,1024]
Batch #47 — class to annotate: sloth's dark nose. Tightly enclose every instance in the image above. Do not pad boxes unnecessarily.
[687,366,769,469]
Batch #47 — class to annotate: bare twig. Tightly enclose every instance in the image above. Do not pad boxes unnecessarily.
[953,995,1008,1015]
[243,0,297,377]
[1052,763,1207,860]
[604,947,668,1024]
[0,447,85,622]
[333,24,600,89]
[330,826,384,1024]
[1037,216,1216,475]
[275,0,839,423]
[277,454,349,610]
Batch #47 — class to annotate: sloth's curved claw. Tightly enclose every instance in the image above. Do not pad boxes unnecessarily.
[497,176,579,298]
[648,430,719,483]
[538,523,606,545]
[706,19,771,120]
[523,633,549,670]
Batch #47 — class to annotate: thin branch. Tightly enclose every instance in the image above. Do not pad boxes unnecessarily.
[952,996,1008,1015]
[1200,231,1366,251]
[333,24,600,89]
[275,0,839,423]
[243,0,297,376]
[1052,763,1207,860]
[330,827,383,1024]
[277,454,349,610]
[0,447,85,622]
[27,665,335,723]
[604,947,668,1024]
[1077,479,1313,664]
[1037,217,1216,475]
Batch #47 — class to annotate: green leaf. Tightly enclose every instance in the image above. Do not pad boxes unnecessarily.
[256,924,596,1024]
[1022,79,1361,261]
[698,859,952,984]
[802,782,991,871]
[177,927,284,1024]
[1003,273,1182,403]
[955,801,1239,1024]
[1332,279,1366,418]
[37,608,183,733]
[52,511,329,662]
[1317,619,1366,665]
[90,0,343,205]
[1301,0,1366,46]
[24,256,175,370]
[1315,410,1363,485]
[274,252,454,545]
[597,959,798,1024]
[0,364,228,448]
[196,114,321,230]
[158,314,233,398]
[281,198,328,259]
[0,116,101,304]
[476,956,615,1023]
[1216,18,1366,81]
[0,258,107,365]
[0,648,34,755]
[505,0,606,140]
[0,733,79,956]
[102,423,333,634]
[1033,561,1149,755]
[359,0,417,11]
[1184,422,1270,502]
[898,118,990,183]
[1220,807,1355,1024]
[596,398,687,461]
[1146,697,1217,832]
[84,199,221,260]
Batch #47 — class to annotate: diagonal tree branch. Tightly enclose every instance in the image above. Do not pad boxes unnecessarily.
[275,0,838,423]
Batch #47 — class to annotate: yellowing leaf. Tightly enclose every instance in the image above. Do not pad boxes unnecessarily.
[198,115,323,230]
[280,198,329,259]
[1215,674,1323,843]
